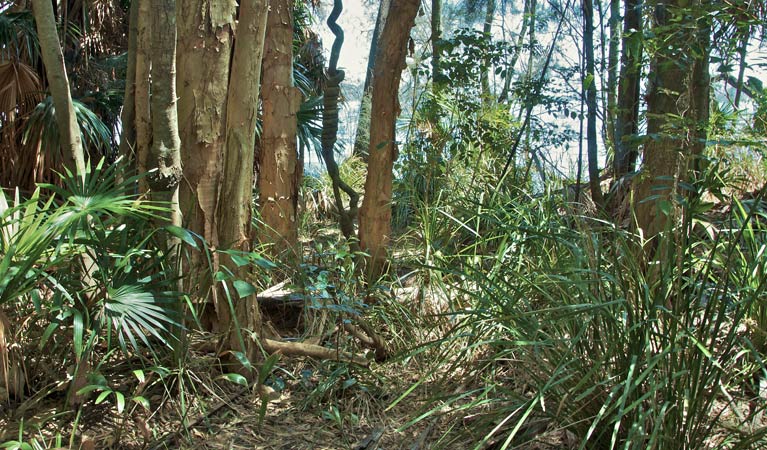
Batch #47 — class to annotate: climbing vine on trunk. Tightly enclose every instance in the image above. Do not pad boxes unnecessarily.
[320,0,360,242]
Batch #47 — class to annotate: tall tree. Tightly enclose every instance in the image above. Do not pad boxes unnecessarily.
[258,0,302,256]
[583,0,604,207]
[217,0,269,359]
[31,0,85,175]
[358,0,421,279]
[613,0,643,181]
[605,0,620,148]
[480,0,496,99]
[175,0,236,330]
[147,0,182,227]
[351,0,390,161]
[633,0,710,253]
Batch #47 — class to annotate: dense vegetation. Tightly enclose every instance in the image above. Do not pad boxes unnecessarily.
[1,0,766,448]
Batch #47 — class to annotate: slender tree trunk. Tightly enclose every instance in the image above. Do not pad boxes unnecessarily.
[217,0,269,361]
[583,0,604,208]
[499,0,534,103]
[358,0,420,279]
[135,0,152,192]
[613,0,643,180]
[176,0,236,330]
[352,0,390,161]
[147,0,182,227]
[431,0,442,90]
[258,0,301,257]
[118,0,138,170]
[480,0,496,100]
[606,0,620,150]
[733,32,749,108]
[31,0,86,175]
[633,0,710,253]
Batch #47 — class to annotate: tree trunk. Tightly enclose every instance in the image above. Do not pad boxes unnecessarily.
[358,0,420,279]
[118,0,138,170]
[147,0,182,227]
[176,0,236,330]
[135,0,152,193]
[258,0,301,257]
[431,0,442,90]
[606,0,620,150]
[217,0,269,361]
[583,0,604,208]
[351,0,390,161]
[31,0,86,175]
[633,0,710,253]
[480,0,496,100]
[499,0,534,103]
[613,0,643,180]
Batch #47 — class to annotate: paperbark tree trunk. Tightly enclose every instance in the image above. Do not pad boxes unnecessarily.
[31,0,86,175]
[351,0,390,161]
[176,0,236,330]
[118,0,138,170]
[147,0,182,226]
[633,0,710,254]
[358,0,420,279]
[217,0,269,361]
[258,0,301,257]
[135,0,151,193]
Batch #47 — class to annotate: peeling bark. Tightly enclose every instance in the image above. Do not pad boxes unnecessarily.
[358,0,420,279]
[258,0,301,256]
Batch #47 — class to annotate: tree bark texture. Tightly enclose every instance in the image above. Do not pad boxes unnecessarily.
[148,0,182,227]
[118,0,139,170]
[217,0,269,359]
[351,0,390,161]
[633,0,710,251]
[358,0,420,279]
[176,0,236,329]
[134,0,152,193]
[258,0,301,256]
[31,0,86,175]
[176,0,236,247]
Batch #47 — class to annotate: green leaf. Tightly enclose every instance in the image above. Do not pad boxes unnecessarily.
[233,280,257,299]
[114,391,125,413]
[230,254,250,267]
[165,225,198,249]
[133,369,145,384]
[95,390,112,404]
[132,396,150,411]
[220,373,248,386]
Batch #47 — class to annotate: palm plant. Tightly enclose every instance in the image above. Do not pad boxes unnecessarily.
[0,159,180,402]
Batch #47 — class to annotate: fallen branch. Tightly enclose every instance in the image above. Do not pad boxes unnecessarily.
[262,338,369,366]
[342,322,389,361]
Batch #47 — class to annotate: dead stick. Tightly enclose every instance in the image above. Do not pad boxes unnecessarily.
[262,338,369,366]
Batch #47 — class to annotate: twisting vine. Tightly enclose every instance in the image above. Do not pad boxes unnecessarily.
[321,0,359,241]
